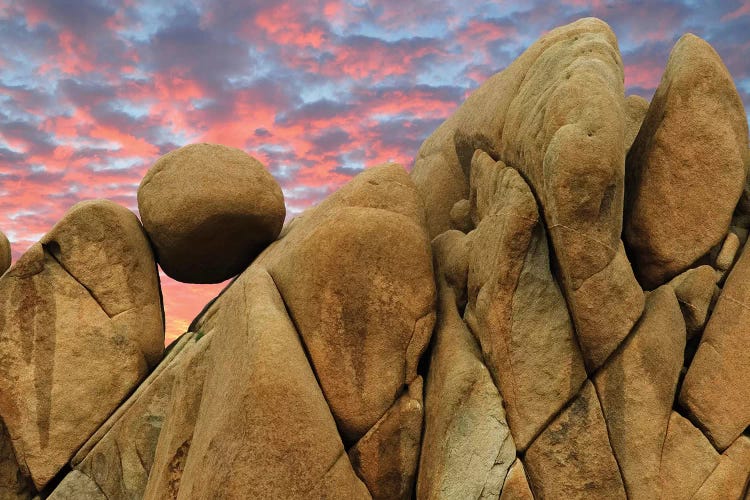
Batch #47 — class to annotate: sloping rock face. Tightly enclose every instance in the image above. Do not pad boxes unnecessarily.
[625,34,750,288]
[8,15,750,500]
[0,200,163,490]
[412,16,643,372]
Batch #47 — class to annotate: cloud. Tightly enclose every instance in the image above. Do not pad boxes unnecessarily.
[1,0,748,343]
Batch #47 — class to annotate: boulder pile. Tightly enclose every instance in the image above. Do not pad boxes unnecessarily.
[0,16,749,499]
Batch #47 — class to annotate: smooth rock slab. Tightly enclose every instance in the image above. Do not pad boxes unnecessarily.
[625,34,749,288]
[499,459,534,500]
[680,238,750,450]
[464,151,586,451]
[417,261,515,500]
[524,381,626,500]
[593,286,685,500]
[0,200,163,489]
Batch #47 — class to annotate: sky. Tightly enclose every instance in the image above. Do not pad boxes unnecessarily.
[1,0,749,344]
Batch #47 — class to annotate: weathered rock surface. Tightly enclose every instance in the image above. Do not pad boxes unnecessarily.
[0,231,10,275]
[499,459,534,500]
[412,19,643,371]
[168,267,370,499]
[524,381,626,499]
[418,236,515,499]
[349,378,423,500]
[692,435,750,499]
[593,286,685,499]
[51,333,197,500]
[259,164,436,443]
[681,238,750,450]
[464,151,586,450]
[659,411,720,500]
[624,94,649,151]
[716,231,741,276]
[47,471,105,500]
[0,200,163,490]
[138,143,285,284]
[625,34,750,288]
[0,420,31,500]
[667,265,718,339]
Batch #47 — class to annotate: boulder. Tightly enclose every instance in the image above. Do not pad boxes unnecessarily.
[138,143,285,284]
[258,164,436,443]
[593,286,685,499]
[625,34,749,288]
[499,459,534,500]
[0,231,10,275]
[0,200,163,489]
[464,151,586,450]
[624,94,649,151]
[524,381,626,499]
[417,276,515,500]
[65,332,197,499]
[692,435,750,499]
[658,411,720,500]
[680,238,750,450]
[168,267,370,499]
[667,265,718,339]
[348,378,423,500]
[716,231,741,276]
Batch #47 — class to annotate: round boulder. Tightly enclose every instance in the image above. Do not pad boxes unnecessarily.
[0,230,10,274]
[138,143,285,283]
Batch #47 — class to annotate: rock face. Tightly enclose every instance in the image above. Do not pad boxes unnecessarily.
[681,238,750,450]
[464,151,586,451]
[593,286,685,499]
[0,231,10,275]
[0,200,163,490]
[625,34,750,288]
[4,15,750,500]
[417,234,516,499]
[138,143,285,284]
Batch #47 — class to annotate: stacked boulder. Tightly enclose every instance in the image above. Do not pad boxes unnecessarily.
[0,15,748,500]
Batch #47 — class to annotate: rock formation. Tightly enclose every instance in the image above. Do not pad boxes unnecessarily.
[138,143,285,284]
[1,15,749,500]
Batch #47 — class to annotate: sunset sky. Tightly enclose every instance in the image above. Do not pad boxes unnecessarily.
[1,0,749,343]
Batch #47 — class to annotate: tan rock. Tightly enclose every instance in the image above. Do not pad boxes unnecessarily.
[144,334,212,500]
[349,378,423,500]
[138,143,285,284]
[667,265,718,339]
[430,230,468,307]
[659,411,719,500]
[47,471,105,500]
[499,19,643,371]
[71,332,197,499]
[0,200,163,489]
[0,231,10,275]
[593,286,685,499]
[625,34,750,288]
[499,459,534,500]
[624,94,649,151]
[449,198,472,233]
[171,267,370,498]
[680,239,750,450]
[411,18,642,371]
[1,420,32,499]
[260,164,435,443]
[716,231,741,273]
[693,435,750,499]
[417,257,515,499]
[524,381,626,499]
[464,151,586,450]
